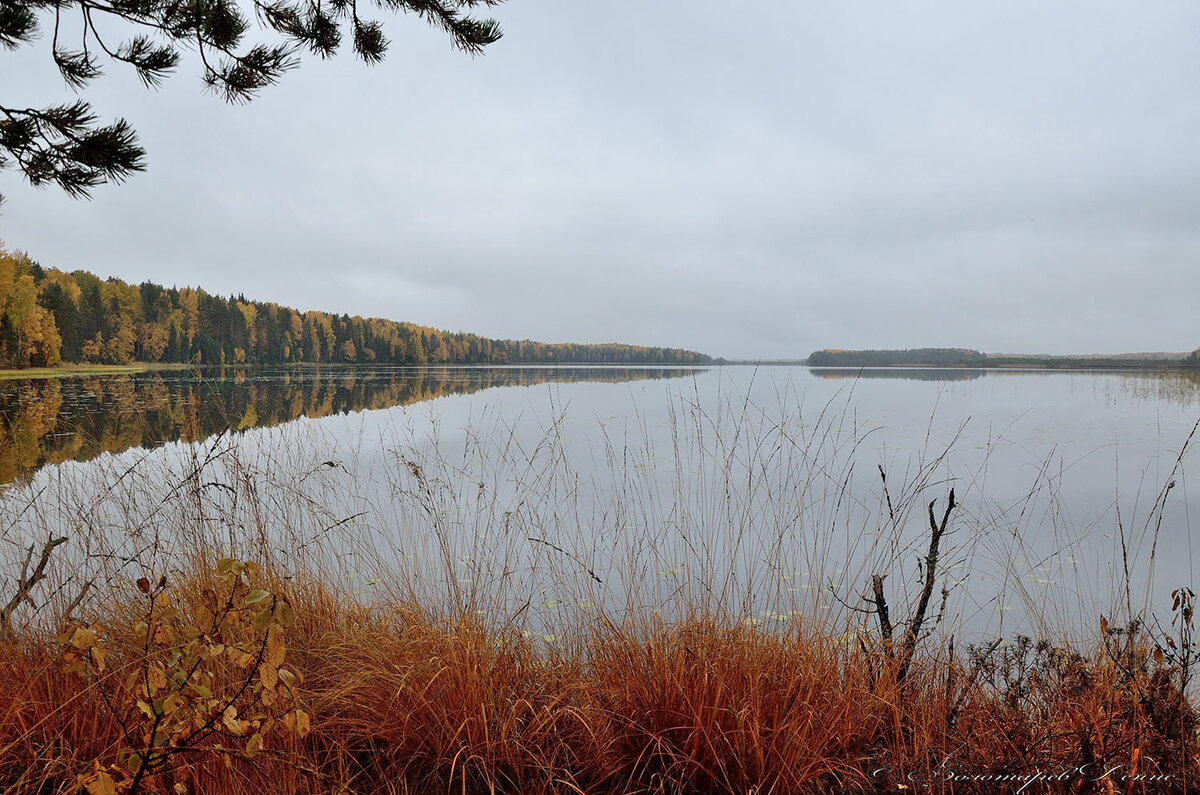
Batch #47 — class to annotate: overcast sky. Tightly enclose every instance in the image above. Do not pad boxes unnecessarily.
[3,1,1200,359]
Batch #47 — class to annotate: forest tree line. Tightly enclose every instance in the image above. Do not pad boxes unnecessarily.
[0,245,711,368]
[806,348,989,367]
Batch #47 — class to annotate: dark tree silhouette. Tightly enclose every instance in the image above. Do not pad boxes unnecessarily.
[0,0,503,202]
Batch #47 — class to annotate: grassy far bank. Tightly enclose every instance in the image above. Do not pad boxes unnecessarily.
[0,362,194,380]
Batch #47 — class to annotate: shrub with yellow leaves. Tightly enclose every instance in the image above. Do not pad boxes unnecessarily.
[59,558,310,795]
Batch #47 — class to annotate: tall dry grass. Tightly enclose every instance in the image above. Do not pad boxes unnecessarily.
[0,378,1195,792]
[0,567,1196,793]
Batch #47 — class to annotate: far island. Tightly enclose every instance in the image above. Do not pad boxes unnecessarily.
[806,347,1200,370]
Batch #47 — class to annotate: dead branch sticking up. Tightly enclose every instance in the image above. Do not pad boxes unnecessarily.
[0,535,68,639]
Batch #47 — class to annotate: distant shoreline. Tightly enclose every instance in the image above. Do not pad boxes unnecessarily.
[715,362,1188,370]
[800,347,1196,370]
[807,361,1183,370]
[0,362,195,381]
[4,358,1196,378]
[0,361,712,381]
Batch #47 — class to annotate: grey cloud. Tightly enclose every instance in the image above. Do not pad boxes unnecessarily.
[3,1,1200,359]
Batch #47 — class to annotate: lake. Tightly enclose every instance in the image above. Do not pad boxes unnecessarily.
[2,364,1198,642]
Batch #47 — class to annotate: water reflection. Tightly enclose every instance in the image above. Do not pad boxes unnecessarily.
[809,367,1200,403]
[809,367,985,382]
[0,365,703,486]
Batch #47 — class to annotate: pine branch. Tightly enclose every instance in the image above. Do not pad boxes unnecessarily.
[0,102,146,199]
[0,0,504,201]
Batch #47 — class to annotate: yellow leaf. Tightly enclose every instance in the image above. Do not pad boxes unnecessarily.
[91,645,107,673]
[60,647,85,676]
[265,625,285,668]
[245,589,270,605]
[222,706,245,736]
[252,608,272,633]
[283,709,311,738]
[146,664,167,695]
[245,731,264,757]
[162,693,184,716]
[82,768,118,795]
[70,627,98,651]
[273,600,294,627]
[260,666,278,692]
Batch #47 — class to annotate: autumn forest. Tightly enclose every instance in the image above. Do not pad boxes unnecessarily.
[0,245,711,369]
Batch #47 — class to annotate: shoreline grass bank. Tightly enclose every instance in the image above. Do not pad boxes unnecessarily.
[1,561,1196,794]
[0,362,194,380]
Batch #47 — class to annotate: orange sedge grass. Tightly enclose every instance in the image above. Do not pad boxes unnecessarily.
[0,564,1195,794]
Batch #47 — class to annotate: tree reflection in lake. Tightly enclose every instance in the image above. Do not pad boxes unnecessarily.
[0,366,704,486]
[809,367,985,382]
[810,366,1200,405]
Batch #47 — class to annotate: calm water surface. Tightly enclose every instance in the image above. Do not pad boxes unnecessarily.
[3,364,1198,639]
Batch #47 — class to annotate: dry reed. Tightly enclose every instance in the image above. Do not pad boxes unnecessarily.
[0,380,1195,793]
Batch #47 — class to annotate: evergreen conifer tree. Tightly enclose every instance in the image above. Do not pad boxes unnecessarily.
[0,0,503,202]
